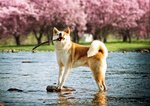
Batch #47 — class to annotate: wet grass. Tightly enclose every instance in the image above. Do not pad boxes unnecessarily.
[0,40,149,52]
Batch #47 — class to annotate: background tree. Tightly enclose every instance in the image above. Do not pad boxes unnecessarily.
[135,0,150,39]
[0,0,149,45]
[0,0,34,45]
[83,0,114,42]
[112,0,145,43]
[28,0,87,44]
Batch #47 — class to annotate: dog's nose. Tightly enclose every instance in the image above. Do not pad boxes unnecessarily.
[59,33,62,37]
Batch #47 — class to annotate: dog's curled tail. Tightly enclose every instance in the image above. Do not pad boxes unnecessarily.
[87,40,108,58]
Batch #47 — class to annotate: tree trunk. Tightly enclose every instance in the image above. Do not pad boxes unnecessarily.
[38,39,41,44]
[93,35,98,40]
[102,27,109,43]
[136,35,139,40]
[73,27,79,43]
[33,29,43,45]
[76,34,79,43]
[50,33,54,45]
[126,30,131,43]
[46,32,53,45]
[128,34,131,43]
[123,34,128,42]
[103,36,107,43]
[47,33,50,45]
[46,27,53,45]
[122,29,131,43]
[93,29,100,40]
[13,34,21,46]
[73,33,79,43]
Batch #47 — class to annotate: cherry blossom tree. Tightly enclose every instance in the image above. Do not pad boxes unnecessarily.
[27,0,87,44]
[0,0,36,45]
[0,0,149,45]
[135,0,150,39]
[111,0,145,42]
[82,0,147,42]
[82,0,114,42]
[0,0,86,45]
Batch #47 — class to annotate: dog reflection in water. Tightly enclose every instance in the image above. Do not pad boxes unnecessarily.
[92,92,107,106]
[57,92,106,106]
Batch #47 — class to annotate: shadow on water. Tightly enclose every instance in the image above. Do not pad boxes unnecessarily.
[0,52,150,105]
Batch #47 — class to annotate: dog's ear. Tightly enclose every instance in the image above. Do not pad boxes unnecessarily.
[64,27,70,35]
[53,27,59,35]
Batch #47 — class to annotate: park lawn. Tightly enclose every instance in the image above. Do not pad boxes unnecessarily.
[0,44,54,52]
[0,40,149,52]
[106,41,150,52]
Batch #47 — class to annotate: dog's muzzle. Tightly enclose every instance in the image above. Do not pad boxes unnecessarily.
[53,37,65,41]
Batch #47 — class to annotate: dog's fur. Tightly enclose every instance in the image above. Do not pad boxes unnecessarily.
[53,27,108,91]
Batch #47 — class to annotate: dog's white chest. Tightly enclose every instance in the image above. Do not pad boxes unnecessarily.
[56,50,69,65]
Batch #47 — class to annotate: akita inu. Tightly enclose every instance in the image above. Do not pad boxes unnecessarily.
[53,27,108,91]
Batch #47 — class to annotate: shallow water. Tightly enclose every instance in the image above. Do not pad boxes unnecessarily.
[0,52,150,106]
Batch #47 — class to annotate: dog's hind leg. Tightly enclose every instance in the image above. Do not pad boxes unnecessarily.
[94,70,106,91]
[89,62,106,91]
[102,79,106,91]
[95,71,106,91]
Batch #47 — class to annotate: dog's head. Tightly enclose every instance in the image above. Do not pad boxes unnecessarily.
[53,27,71,42]
[53,27,71,50]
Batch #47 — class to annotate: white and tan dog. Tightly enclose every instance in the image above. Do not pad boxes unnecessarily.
[53,27,108,91]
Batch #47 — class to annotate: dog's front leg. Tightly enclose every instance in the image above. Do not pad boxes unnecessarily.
[58,66,71,89]
[58,64,64,86]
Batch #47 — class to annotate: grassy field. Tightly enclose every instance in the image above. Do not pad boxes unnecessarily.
[106,40,150,52]
[0,40,149,52]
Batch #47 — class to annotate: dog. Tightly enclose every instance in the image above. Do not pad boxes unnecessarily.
[52,27,108,91]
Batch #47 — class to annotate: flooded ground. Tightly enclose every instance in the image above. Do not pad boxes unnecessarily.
[0,52,150,106]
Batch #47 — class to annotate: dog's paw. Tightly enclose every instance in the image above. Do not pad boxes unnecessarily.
[56,86,62,91]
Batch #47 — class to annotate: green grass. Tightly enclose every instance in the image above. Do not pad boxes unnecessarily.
[0,44,54,52]
[106,40,150,52]
[0,40,150,52]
